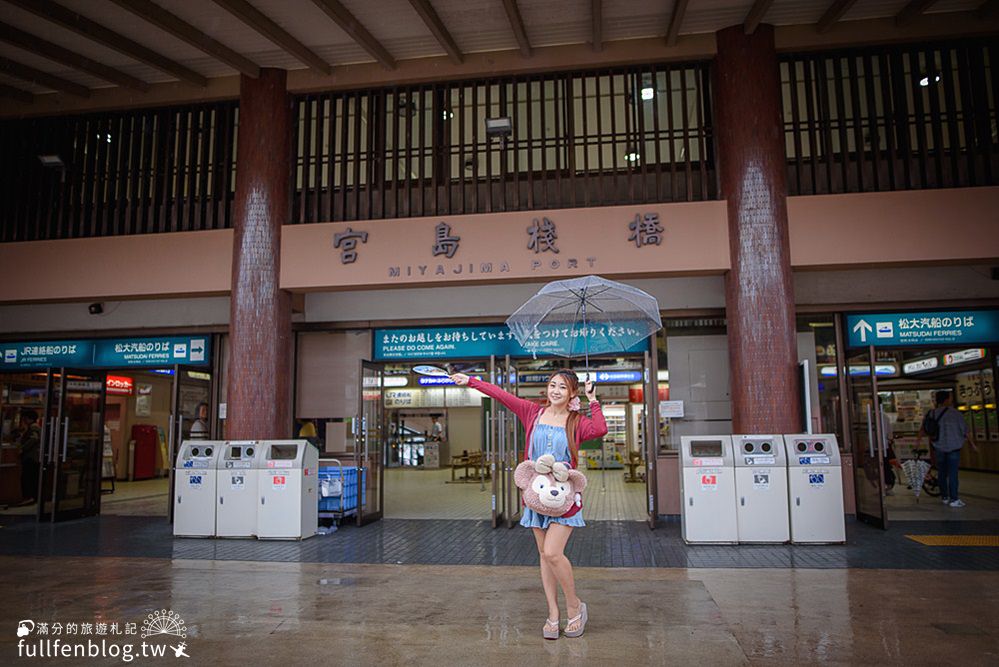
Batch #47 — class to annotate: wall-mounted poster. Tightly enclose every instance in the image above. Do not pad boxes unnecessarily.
[136,383,153,417]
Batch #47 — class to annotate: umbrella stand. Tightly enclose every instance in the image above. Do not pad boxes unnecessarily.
[580,291,606,492]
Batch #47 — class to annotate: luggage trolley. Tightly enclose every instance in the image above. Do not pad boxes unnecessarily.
[318,459,363,525]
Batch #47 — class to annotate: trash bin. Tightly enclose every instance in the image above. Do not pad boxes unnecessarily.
[679,435,738,544]
[173,440,223,537]
[257,440,319,540]
[216,440,262,539]
[733,434,790,543]
[784,434,846,544]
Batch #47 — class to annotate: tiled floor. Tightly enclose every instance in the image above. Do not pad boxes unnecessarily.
[2,514,998,570]
[886,470,999,521]
[3,556,999,666]
[383,466,646,521]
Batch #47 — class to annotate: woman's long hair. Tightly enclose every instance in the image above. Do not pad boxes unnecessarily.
[541,369,582,468]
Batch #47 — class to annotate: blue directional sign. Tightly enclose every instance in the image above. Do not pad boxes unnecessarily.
[373,324,649,361]
[518,370,643,384]
[846,310,999,348]
[1,335,211,370]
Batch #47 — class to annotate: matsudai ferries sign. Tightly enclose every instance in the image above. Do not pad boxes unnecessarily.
[846,310,999,348]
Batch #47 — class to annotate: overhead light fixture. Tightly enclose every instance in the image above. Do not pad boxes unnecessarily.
[38,154,64,168]
[442,109,453,120]
[624,149,641,164]
[919,74,941,87]
[484,116,512,137]
[641,86,655,101]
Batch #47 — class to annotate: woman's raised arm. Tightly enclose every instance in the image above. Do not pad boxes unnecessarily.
[452,374,540,426]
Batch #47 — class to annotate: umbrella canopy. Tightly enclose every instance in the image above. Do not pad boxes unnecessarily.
[505,275,662,364]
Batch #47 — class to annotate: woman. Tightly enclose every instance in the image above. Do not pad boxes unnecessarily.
[451,369,606,639]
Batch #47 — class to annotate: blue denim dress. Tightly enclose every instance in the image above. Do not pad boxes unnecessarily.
[519,423,585,529]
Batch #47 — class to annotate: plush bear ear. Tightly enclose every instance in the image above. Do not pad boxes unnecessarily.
[514,460,536,490]
[568,469,587,492]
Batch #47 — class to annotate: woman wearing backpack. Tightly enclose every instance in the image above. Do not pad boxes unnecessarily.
[917,391,979,508]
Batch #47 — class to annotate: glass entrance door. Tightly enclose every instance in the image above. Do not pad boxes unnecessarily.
[486,356,503,528]
[357,361,384,525]
[643,350,659,529]
[501,356,521,529]
[40,369,105,522]
[848,347,888,529]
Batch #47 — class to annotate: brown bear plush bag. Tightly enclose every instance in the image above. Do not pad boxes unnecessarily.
[514,453,588,517]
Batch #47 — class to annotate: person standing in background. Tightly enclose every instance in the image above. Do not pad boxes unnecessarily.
[917,391,979,508]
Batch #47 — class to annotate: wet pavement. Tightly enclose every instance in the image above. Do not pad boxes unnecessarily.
[3,555,998,666]
[2,515,999,570]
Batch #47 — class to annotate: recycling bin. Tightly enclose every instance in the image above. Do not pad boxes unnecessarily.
[784,434,846,544]
[257,440,319,540]
[679,435,738,544]
[216,440,262,538]
[173,440,223,537]
[733,434,790,543]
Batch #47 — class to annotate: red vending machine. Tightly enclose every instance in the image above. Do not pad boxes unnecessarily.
[131,424,158,480]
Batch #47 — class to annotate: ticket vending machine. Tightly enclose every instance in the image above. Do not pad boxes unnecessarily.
[784,434,846,544]
[173,441,223,537]
[679,436,738,544]
[733,435,790,543]
[216,441,262,538]
[257,440,319,540]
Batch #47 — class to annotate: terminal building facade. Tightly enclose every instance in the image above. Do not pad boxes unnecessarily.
[0,1,997,530]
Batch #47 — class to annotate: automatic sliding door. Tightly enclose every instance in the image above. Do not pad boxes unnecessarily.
[42,369,105,522]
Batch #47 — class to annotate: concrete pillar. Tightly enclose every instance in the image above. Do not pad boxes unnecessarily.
[713,25,801,434]
[227,69,292,439]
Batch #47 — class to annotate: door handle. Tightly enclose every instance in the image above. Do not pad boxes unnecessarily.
[219,496,224,505]
[796,497,801,506]
[61,417,69,462]
[688,497,693,506]
[261,496,265,505]
[740,497,745,506]
[46,417,56,464]
[865,404,874,458]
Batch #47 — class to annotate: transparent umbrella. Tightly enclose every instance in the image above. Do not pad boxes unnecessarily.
[506,275,663,491]
[505,275,663,368]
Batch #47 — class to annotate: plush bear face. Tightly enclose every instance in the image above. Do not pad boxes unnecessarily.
[514,460,588,517]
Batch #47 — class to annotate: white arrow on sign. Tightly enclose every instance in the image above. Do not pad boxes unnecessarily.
[853,319,873,343]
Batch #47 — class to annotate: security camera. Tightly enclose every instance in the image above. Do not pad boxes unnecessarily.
[88,302,104,315]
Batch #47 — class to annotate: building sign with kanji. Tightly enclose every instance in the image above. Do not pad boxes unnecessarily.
[373,324,648,360]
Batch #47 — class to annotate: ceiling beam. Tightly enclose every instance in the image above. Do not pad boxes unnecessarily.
[895,0,941,27]
[665,0,689,46]
[407,0,462,64]
[0,55,90,97]
[976,0,999,19]
[312,0,397,70]
[0,82,32,103]
[501,0,531,58]
[591,0,602,52]
[212,0,331,75]
[744,0,776,35]
[816,0,859,33]
[109,0,260,78]
[3,0,206,87]
[0,23,149,91]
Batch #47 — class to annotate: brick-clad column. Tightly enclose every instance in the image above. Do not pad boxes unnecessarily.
[227,69,292,439]
[714,25,801,434]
